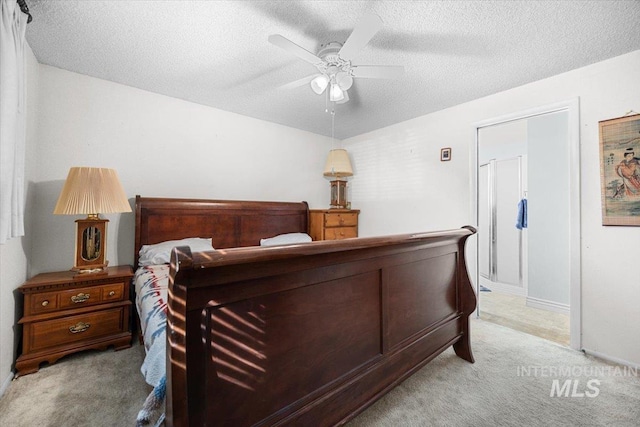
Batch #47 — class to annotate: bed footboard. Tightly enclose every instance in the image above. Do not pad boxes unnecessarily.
[166,227,476,426]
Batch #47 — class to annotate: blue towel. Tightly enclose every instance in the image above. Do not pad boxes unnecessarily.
[516,198,528,229]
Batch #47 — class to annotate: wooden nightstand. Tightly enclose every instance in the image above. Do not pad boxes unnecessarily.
[309,209,360,241]
[16,265,133,375]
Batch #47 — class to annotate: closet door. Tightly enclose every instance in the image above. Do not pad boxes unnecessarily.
[494,157,522,287]
[478,163,492,279]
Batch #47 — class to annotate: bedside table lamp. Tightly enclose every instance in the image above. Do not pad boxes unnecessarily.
[53,167,131,274]
[323,149,353,209]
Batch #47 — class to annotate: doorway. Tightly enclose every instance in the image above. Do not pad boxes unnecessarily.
[479,155,526,295]
[471,99,581,350]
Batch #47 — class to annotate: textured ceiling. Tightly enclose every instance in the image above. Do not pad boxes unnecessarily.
[25,1,640,139]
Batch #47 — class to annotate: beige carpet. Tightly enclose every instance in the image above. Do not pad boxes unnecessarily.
[0,319,638,426]
[0,343,148,427]
[349,319,639,426]
[479,290,570,346]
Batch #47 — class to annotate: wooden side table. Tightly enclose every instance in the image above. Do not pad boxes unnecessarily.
[309,209,360,241]
[16,265,133,375]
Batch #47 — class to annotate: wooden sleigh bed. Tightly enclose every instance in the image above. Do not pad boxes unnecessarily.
[134,196,477,426]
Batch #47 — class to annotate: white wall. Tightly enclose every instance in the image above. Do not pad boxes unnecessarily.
[347,112,471,236]
[345,50,640,366]
[30,65,332,274]
[0,44,39,393]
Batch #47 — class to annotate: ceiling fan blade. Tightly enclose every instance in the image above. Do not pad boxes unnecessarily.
[268,34,322,65]
[338,13,383,60]
[351,65,404,79]
[279,74,319,90]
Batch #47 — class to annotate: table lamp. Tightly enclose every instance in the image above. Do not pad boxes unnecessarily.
[53,167,131,274]
[323,149,353,209]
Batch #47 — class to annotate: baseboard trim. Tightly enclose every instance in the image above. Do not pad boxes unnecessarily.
[582,348,640,370]
[526,296,570,315]
[0,370,15,398]
[479,277,526,296]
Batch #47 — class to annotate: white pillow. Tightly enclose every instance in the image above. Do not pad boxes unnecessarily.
[139,237,214,266]
[260,233,312,247]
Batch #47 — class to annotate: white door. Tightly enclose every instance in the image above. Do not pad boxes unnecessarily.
[494,157,522,287]
[527,111,571,307]
[478,163,491,279]
[478,158,523,288]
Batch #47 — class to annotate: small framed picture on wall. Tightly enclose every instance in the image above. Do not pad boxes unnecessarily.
[441,147,452,162]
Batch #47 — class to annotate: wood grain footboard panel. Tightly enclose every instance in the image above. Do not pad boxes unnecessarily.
[204,271,382,425]
[166,227,476,426]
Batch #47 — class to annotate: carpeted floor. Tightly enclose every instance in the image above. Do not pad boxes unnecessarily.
[479,290,570,346]
[349,319,639,426]
[0,318,638,426]
[0,342,148,427]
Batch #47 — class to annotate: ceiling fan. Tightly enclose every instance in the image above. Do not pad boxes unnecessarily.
[268,12,404,104]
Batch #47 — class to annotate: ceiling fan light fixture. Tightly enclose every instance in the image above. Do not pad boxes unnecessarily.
[310,74,329,95]
[336,90,350,104]
[329,83,344,102]
[336,72,353,91]
[270,12,401,108]
[326,65,340,75]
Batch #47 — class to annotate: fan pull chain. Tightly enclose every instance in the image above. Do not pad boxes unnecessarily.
[331,108,336,149]
[325,87,329,113]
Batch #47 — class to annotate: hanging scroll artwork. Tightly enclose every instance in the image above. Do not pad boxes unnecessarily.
[599,113,640,225]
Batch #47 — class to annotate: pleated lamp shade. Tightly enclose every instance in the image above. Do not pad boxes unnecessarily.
[54,167,131,215]
[323,149,353,178]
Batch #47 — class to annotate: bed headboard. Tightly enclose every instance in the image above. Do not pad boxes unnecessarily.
[134,196,309,267]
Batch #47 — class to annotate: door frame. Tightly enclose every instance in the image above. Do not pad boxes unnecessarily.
[470,98,581,350]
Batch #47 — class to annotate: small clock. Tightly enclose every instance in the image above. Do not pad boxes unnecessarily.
[73,217,109,272]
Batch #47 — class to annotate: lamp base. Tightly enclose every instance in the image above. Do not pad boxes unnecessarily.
[72,263,109,277]
[73,216,109,273]
[329,180,348,209]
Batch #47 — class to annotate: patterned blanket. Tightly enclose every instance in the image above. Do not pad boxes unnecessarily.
[133,265,169,427]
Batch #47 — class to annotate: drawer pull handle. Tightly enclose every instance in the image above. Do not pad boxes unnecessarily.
[69,322,90,334]
[108,291,116,296]
[41,300,49,307]
[71,293,90,303]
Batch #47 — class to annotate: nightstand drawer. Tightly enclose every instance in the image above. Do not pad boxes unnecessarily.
[324,212,358,227]
[28,307,127,352]
[325,227,357,240]
[102,283,124,302]
[309,209,359,241]
[58,282,125,310]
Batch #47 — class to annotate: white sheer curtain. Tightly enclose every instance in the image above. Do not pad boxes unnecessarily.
[0,0,28,244]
